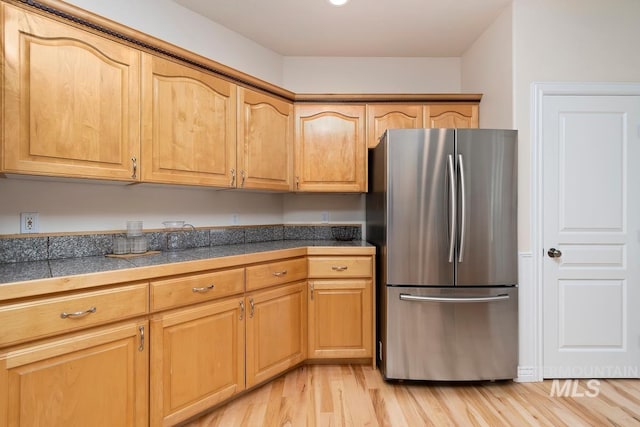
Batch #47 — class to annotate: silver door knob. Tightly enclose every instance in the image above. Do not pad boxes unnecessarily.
[547,248,562,258]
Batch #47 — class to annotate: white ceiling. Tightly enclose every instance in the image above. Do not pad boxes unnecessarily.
[173,0,511,57]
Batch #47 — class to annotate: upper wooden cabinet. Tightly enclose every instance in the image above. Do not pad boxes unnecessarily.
[424,104,479,129]
[366,104,423,148]
[367,103,479,148]
[1,4,141,181]
[0,1,481,192]
[141,53,236,187]
[237,88,293,191]
[294,104,366,192]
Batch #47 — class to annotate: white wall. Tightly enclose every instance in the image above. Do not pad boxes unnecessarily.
[513,0,640,251]
[0,178,283,234]
[63,0,284,85]
[283,194,365,224]
[461,4,513,129]
[283,57,461,93]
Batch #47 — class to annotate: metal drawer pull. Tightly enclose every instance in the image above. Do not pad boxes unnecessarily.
[249,298,255,318]
[60,306,97,319]
[138,326,145,352]
[239,300,245,320]
[399,294,510,303]
[230,168,236,187]
[192,284,215,293]
[331,265,348,271]
[272,270,288,277]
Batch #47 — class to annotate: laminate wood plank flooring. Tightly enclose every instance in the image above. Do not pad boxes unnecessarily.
[182,364,640,427]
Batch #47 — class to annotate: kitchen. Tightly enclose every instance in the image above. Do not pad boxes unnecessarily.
[1,0,639,425]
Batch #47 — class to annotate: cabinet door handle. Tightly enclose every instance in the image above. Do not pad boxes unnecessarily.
[331,265,348,272]
[138,325,145,352]
[230,168,236,187]
[249,298,255,318]
[310,282,314,300]
[239,300,245,320]
[192,284,215,293]
[295,176,300,190]
[272,270,287,277]
[131,156,137,179]
[60,306,97,319]
[240,170,246,187]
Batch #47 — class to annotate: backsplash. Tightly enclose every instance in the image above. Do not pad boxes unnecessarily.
[0,225,362,263]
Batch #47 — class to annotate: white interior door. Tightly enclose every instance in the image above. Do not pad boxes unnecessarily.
[542,95,640,378]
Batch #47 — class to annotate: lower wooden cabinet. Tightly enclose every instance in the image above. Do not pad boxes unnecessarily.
[0,320,148,427]
[150,297,245,427]
[0,250,373,426]
[308,279,373,359]
[245,281,307,388]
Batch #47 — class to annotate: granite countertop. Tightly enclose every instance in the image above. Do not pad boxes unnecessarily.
[0,240,374,286]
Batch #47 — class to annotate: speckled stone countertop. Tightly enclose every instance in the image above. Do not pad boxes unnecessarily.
[0,240,374,288]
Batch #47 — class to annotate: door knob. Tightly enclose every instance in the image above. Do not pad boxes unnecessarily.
[547,248,562,258]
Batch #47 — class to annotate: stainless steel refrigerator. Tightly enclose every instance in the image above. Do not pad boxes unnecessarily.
[366,128,518,381]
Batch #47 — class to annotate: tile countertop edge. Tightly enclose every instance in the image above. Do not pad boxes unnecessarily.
[0,243,375,302]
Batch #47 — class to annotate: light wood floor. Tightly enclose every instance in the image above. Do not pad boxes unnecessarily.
[182,364,640,427]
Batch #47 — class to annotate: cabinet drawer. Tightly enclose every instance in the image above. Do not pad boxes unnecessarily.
[246,258,307,291]
[151,268,244,311]
[0,283,148,347]
[308,256,372,278]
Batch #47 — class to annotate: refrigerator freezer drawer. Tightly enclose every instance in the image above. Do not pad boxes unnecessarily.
[382,286,518,381]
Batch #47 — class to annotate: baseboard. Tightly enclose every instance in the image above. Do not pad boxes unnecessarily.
[516,366,539,383]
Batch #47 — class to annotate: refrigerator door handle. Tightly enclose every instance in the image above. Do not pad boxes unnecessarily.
[457,153,466,263]
[447,154,456,263]
[399,293,510,303]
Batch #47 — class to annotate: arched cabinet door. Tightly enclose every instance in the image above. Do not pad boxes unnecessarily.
[237,87,293,191]
[2,4,141,181]
[366,104,423,148]
[141,53,236,188]
[294,104,366,192]
[424,104,479,129]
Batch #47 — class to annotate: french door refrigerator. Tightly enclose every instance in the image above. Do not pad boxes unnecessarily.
[366,128,518,381]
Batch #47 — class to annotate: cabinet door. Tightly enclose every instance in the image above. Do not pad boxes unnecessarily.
[0,320,148,427]
[1,4,140,181]
[237,87,293,191]
[150,297,244,427]
[245,282,307,388]
[294,104,366,192]
[366,104,423,148]
[424,104,479,128]
[308,280,372,359]
[141,54,236,187]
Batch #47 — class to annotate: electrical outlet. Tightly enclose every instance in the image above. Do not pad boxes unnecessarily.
[231,213,239,225]
[321,211,329,223]
[20,212,39,234]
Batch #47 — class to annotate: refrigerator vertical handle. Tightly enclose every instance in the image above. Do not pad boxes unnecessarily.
[447,154,456,263]
[458,154,466,263]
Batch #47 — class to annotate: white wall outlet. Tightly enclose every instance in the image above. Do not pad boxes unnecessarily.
[231,213,239,225]
[321,211,329,223]
[20,212,39,233]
